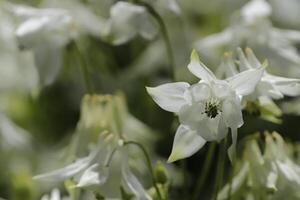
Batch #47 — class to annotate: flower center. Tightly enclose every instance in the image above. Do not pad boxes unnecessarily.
[204,99,221,118]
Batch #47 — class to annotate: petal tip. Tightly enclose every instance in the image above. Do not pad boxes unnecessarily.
[191,49,199,61]
[167,155,177,163]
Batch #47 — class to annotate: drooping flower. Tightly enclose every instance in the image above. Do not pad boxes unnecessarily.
[34,94,157,199]
[104,1,157,45]
[147,50,264,162]
[218,48,300,123]
[218,132,300,200]
[195,0,300,76]
[7,3,76,86]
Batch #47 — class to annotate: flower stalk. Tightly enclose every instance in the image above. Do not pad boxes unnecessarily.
[73,41,94,94]
[213,138,227,200]
[192,142,217,200]
[124,141,163,200]
[135,1,176,81]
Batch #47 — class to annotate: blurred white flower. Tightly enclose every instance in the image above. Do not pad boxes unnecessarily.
[195,0,300,75]
[41,188,71,200]
[34,94,155,199]
[218,132,300,200]
[105,1,157,45]
[0,113,31,151]
[147,50,264,162]
[8,3,76,86]
[241,0,271,25]
[0,2,38,91]
[237,48,300,100]
[219,48,300,101]
[35,134,151,199]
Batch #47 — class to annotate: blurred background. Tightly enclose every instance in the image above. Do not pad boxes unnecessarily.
[1,0,300,199]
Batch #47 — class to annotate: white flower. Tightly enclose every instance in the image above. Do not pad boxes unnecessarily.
[195,0,300,73]
[220,48,300,101]
[105,1,157,45]
[147,50,264,162]
[237,48,300,100]
[218,132,300,200]
[34,94,154,199]
[40,188,62,200]
[8,3,76,86]
[241,0,271,25]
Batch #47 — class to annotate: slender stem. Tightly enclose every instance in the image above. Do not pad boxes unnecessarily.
[124,141,163,200]
[136,2,176,81]
[73,41,94,94]
[227,159,235,200]
[213,139,227,200]
[192,142,217,200]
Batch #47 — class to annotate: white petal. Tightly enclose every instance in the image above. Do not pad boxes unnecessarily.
[278,29,300,43]
[76,164,109,188]
[217,162,249,199]
[245,48,261,68]
[108,2,156,45]
[228,128,238,162]
[221,52,239,77]
[121,163,151,199]
[34,45,62,86]
[50,189,60,200]
[146,82,190,113]
[178,103,206,131]
[198,115,227,141]
[227,67,265,96]
[265,74,300,96]
[168,125,206,162]
[241,0,271,24]
[222,97,243,129]
[237,48,252,70]
[187,82,211,102]
[33,146,100,181]
[188,50,216,82]
[194,28,233,49]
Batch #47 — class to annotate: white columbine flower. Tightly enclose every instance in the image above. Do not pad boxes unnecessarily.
[218,132,300,200]
[147,50,264,162]
[219,48,300,101]
[7,3,76,86]
[237,48,300,100]
[195,0,300,72]
[105,1,157,45]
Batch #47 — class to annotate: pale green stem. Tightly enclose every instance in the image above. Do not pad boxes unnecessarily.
[73,41,94,94]
[227,159,236,200]
[192,142,217,200]
[135,1,176,81]
[213,138,227,200]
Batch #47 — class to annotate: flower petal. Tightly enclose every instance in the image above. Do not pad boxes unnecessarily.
[237,48,252,70]
[146,82,190,113]
[188,50,216,82]
[228,128,238,162]
[245,48,261,68]
[108,2,156,45]
[121,163,151,200]
[76,164,109,188]
[33,144,102,181]
[227,65,265,96]
[222,97,243,129]
[168,125,206,162]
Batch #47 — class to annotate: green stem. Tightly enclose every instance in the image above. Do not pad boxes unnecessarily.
[227,159,235,200]
[213,139,227,200]
[73,41,94,94]
[124,141,163,200]
[136,1,176,81]
[192,142,217,200]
